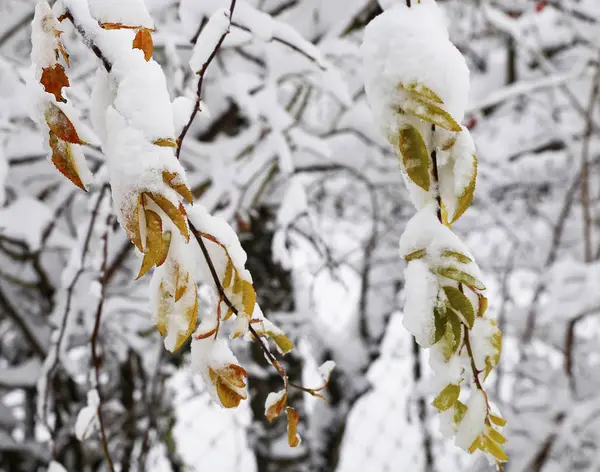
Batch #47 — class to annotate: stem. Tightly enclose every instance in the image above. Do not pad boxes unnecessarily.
[430,124,442,222]
[90,214,116,472]
[176,0,237,160]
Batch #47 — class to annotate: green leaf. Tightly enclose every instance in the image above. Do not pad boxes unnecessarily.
[484,326,502,379]
[405,248,426,261]
[454,401,467,425]
[490,414,507,427]
[440,311,463,361]
[399,82,444,104]
[443,286,475,329]
[432,384,460,411]
[441,249,472,264]
[451,154,477,223]
[433,303,447,344]
[435,266,486,291]
[403,97,462,132]
[398,125,431,191]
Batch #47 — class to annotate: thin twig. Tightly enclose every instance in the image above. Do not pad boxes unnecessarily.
[90,214,116,472]
[176,0,238,160]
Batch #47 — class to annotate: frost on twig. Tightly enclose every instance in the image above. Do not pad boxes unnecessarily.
[361,1,506,467]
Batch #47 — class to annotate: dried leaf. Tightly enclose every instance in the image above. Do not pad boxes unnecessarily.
[41,64,70,102]
[99,22,143,30]
[210,364,248,408]
[403,97,462,132]
[147,193,189,241]
[432,384,460,411]
[451,154,477,224]
[443,286,475,329]
[45,103,86,144]
[133,28,153,61]
[286,407,301,447]
[398,125,430,191]
[49,133,87,190]
[265,390,288,422]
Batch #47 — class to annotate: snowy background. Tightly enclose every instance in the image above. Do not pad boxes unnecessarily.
[1,0,600,471]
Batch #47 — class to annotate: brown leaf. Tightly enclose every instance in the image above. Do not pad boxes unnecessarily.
[99,22,143,30]
[286,407,301,447]
[45,103,86,144]
[265,390,288,422]
[210,364,248,408]
[49,133,87,191]
[41,64,70,103]
[133,28,153,61]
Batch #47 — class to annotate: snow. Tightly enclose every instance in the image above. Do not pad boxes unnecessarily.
[469,318,498,371]
[189,8,231,73]
[31,2,62,70]
[0,197,54,250]
[265,389,286,415]
[361,1,470,138]
[74,389,100,441]
[455,390,487,450]
[87,0,155,29]
[402,259,438,347]
[48,462,68,472]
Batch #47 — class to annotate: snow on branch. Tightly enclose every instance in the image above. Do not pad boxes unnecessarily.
[361,1,507,468]
[28,0,334,453]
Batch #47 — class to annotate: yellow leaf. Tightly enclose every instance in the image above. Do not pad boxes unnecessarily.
[443,286,475,329]
[398,125,430,191]
[454,400,467,425]
[41,64,70,103]
[272,333,294,354]
[133,27,153,61]
[147,192,189,241]
[45,103,86,144]
[136,211,170,279]
[210,364,248,408]
[478,294,488,317]
[432,384,460,411]
[451,154,477,224]
[487,427,507,445]
[48,133,87,191]
[490,414,507,427]
[241,280,256,317]
[483,435,508,462]
[154,138,178,148]
[171,287,198,351]
[286,407,301,447]
[403,97,462,132]
[469,436,484,454]
[223,260,234,288]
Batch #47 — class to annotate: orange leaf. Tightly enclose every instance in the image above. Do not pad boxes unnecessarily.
[133,28,153,61]
[45,103,86,144]
[40,64,70,103]
[99,22,142,30]
[220,364,248,389]
[210,364,248,408]
[286,407,301,447]
[49,133,87,191]
[136,211,171,279]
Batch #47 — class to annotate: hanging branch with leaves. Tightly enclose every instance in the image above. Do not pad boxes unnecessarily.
[361,1,506,468]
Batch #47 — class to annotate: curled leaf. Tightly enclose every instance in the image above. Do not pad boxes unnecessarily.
[162,171,193,204]
[209,364,248,409]
[49,133,87,190]
[265,390,287,422]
